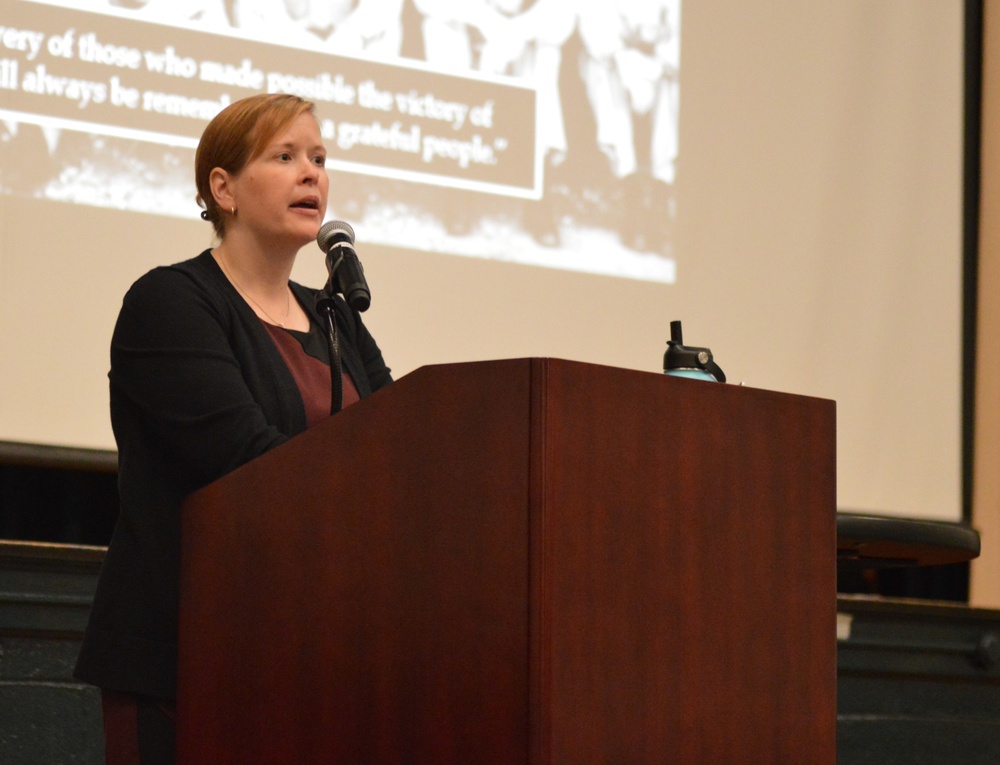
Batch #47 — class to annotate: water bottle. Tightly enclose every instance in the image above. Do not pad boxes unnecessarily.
[663,320,725,382]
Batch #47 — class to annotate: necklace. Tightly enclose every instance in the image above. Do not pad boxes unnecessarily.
[218,253,291,328]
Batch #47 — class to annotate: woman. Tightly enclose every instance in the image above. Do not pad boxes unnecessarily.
[74,93,392,764]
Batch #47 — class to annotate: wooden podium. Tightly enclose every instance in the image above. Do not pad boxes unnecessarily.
[177,358,836,764]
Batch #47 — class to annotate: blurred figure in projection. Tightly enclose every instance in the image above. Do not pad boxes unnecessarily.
[106,0,231,26]
[325,0,406,58]
[577,0,680,256]
[413,0,576,245]
[0,120,58,197]
[233,0,404,57]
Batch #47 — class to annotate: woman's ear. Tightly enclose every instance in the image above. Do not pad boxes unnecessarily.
[209,167,234,211]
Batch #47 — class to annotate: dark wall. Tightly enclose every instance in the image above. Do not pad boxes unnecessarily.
[0,445,118,547]
[0,441,974,602]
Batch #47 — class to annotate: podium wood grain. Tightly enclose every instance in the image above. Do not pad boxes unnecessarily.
[178,358,836,764]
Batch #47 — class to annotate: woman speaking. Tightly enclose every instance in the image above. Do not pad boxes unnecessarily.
[74,93,393,764]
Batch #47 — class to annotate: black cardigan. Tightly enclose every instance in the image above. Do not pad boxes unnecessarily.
[75,250,392,699]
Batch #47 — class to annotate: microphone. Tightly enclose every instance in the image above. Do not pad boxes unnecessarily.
[317,220,371,312]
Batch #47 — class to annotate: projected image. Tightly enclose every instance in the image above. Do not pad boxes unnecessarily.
[0,0,679,282]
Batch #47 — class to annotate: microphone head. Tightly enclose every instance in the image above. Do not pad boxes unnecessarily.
[317,220,355,253]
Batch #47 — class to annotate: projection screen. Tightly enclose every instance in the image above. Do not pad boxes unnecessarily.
[0,0,964,521]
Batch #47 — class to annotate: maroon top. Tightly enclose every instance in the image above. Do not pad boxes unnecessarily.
[263,322,360,427]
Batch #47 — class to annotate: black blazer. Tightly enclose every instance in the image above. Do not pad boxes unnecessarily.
[75,250,392,699]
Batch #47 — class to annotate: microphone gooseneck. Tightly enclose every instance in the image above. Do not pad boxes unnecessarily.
[315,220,369,414]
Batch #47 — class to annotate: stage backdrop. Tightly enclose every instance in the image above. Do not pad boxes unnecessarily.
[0,0,963,522]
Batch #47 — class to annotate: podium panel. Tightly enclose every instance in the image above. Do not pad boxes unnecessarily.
[178,358,836,764]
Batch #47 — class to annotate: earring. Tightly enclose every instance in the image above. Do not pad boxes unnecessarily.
[231,207,236,217]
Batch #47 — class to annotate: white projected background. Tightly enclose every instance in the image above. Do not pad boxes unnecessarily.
[0,1,963,522]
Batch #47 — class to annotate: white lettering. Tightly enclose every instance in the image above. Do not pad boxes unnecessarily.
[0,26,45,61]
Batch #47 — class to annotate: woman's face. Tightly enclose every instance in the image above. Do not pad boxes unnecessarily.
[225,111,329,250]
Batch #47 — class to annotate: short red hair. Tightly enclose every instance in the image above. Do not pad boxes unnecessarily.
[195,93,317,238]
